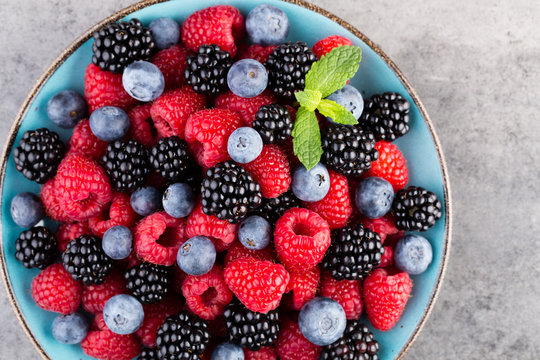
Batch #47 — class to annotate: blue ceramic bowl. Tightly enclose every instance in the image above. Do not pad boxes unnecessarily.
[0,0,452,359]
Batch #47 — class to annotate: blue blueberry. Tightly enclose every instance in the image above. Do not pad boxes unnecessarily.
[227,59,268,98]
[177,236,216,276]
[238,215,271,250]
[292,163,331,202]
[394,234,433,275]
[89,106,130,141]
[51,313,89,344]
[211,342,244,360]
[149,17,180,50]
[103,294,144,335]
[246,4,289,45]
[298,297,346,346]
[122,61,165,102]
[10,192,44,228]
[131,186,161,216]
[355,177,394,219]
[227,127,263,163]
[326,85,364,123]
[102,226,133,260]
[46,90,87,129]
[163,183,196,218]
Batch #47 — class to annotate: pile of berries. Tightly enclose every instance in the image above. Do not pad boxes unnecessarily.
[10,3,442,360]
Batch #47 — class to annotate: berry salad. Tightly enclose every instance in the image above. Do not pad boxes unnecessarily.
[9,3,443,360]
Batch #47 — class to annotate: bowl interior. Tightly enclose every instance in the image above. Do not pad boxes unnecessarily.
[0,0,449,359]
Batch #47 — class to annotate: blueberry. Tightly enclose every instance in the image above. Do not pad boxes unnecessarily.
[131,186,161,216]
[89,106,130,141]
[227,127,263,163]
[211,342,244,360]
[394,234,433,275]
[298,297,346,346]
[103,294,144,335]
[163,183,196,218]
[246,4,289,45]
[291,163,331,202]
[238,215,271,250]
[122,61,165,102]
[355,177,394,219]
[149,17,180,50]
[51,313,89,344]
[326,85,364,123]
[10,192,44,228]
[177,236,216,276]
[102,226,133,260]
[227,59,268,98]
[46,90,87,129]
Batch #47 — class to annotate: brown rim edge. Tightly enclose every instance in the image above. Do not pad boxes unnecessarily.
[0,0,452,359]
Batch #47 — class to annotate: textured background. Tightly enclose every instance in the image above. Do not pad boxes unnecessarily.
[0,0,539,359]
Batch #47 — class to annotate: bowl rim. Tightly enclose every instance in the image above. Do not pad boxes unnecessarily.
[0,0,452,359]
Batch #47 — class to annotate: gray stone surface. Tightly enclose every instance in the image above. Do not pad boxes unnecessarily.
[0,0,539,359]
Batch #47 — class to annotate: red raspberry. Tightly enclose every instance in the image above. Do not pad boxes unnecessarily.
[181,5,245,57]
[224,240,276,266]
[186,202,238,249]
[41,179,71,222]
[134,212,187,266]
[276,320,321,360]
[367,141,409,191]
[302,170,352,229]
[224,257,290,313]
[89,192,137,236]
[237,43,277,63]
[378,246,394,268]
[182,265,233,320]
[55,221,90,252]
[319,271,363,319]
[312,35,353,59]
[274,208,331,274]
[151,44,191,90]
[84,63,138,113]
[244,346,277,360]
[242,145,291,198]
[128,103,159,147]
[361,214,401,244]
[82,269,126,314]
[92,312,108,331]
[136,295,182,347]
[68,119,107,159]
[81,327,141,360]
[215,91,276,126]
[363,268,413,331]
[284,266,320,311]
[150,86,207,139]
[31,263,82,314]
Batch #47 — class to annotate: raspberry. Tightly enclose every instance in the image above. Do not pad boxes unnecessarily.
[215,91,276,126]
[378,246,394,268]
[181,5,245,57]
[81,327,141,360]
[242,145,291,198]
[128,103,159,148]
[40,179,71,222]
[151,44,191,90]
[224,240,276,267]
[134,211,187,266]
[136,295,182,347]
[182,265,233,320]
[82,269,127,314]
[284,266,320,311]
[89,193,137,236]
[185,109,244,168]
[31,263,82,315]
[244,346,277,360]
[312,35,353,59]
[367,141,409,191]
[276,320,321,360]
[68,119,107,160]
[320,271,363,320]
[224,257,290,313]
[55,221,90,252]
[363,268,413,331]
[150,86,207,139]
[237,43,277,64]
[84,63,137,113]
[362,214,402,244]
[186,202,238,250]
[274,208,331,274]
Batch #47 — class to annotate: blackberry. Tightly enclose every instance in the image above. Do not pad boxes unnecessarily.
[360,92,411,141]
[92,18,155,73]
[323,224,384,281]
[156,311,210,360]
[184,44,232,94]
[322,124,378,177]
[125,263,171,304]
[251,104,293,144]
[223,300,280,351]
[14,227,57,270]
[13,128,65,184]
[201,161,262,224]
[149,136,199,184]
[138,348,158,360]
[61,235,113,285]
[320,320,380,360]
[251,190,300,224]
[265,41,318,98]
[102,139,151,192]
[392,186,442,231]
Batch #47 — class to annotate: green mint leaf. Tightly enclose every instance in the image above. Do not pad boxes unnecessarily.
[294,89,322,111]
[292,106,322,170]
[317,99,359,125]
[305,45,362,98]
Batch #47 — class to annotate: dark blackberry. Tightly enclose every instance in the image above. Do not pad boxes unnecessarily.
[156,311,210,360]
[360,92,411,141]
[201,161,262,224]
[13,128,65,184]
[392,186,442,231]
[91,18,155,73]
[138,347,158,360]
[61,235,112,285]
[14,227,57,270]
[125,263,171,304]
[320,320,380,360]
[323,224,384,281]
[322,124,378,177]
[265,41,318,98]
[102,139,151,192]
[184,44,232,94]
[223,300,280,351]
[251,190,300,224]
[251,104,293,144]
[149,136,198,184]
